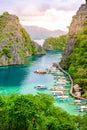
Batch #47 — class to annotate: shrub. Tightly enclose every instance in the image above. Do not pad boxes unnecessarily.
[2,46,11,58]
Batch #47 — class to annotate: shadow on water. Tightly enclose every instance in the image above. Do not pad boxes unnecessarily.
[46,50,62,54]
[28,54,44,64]
[0,50,62,88]
[0,54,49,87]
[0,65,29,87]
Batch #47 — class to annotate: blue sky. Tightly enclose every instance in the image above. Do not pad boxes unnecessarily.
[0,0,85,31]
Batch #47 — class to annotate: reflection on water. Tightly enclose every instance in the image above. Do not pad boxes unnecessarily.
[0,66,28,87]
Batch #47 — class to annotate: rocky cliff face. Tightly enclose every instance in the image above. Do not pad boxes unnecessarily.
[60,4,87,91]
[0,12,43,66]
[61,4,87,68]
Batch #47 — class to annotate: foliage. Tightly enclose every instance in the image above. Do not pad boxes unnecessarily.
[77,113,87,130]
[0,12,41,65]
[65,23,87,90]
[3,12,9,16]
[2,46,11,58]
[20,28,37,55]
[82,92,87,98]
[0,93,76,130]
[43,34,67,50]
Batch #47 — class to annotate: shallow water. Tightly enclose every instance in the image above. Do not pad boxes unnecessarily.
[0,50,82,115]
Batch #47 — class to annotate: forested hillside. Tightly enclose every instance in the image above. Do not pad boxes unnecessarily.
[43,35,67,50]
[60,4,87,97]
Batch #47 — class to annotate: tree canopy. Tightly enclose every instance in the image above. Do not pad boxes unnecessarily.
[0,93,76,130]
[62,21,87,95]
[43,34,67,50]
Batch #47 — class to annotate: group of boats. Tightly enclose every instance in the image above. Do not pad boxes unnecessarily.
[73,99,87,112]
[78,105,87,112]
[34,84,69,100]
[34,67,64,75]
[34,66,70,101]
[50,67,70,100]
[50,86,69,100]
[33,66,87,112]
[49,86,67,91]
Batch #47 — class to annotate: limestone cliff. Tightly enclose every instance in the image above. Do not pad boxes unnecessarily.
[0,12,44,66]
[61,4,87,68]
[60,4,87,91]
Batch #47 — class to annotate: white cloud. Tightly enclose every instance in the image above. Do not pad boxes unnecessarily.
[0,0,85,31]
[20,8,76,31]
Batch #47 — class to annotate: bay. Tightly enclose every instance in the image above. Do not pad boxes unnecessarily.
[0,50,82,115]
[0,50,62,95]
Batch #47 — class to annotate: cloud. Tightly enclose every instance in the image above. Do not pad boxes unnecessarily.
[0,0,85,15]
[0,0,85,31]
[20,8,76,31]
[38,0,85,12]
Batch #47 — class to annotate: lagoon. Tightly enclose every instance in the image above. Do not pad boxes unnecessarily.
[0,50,82,115]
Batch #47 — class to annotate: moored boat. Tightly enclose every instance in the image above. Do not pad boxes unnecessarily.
[49,86,67,91]
[56,95,69,100]
[34,69,47,74]
[51,91,64,96]
[75,105,87,112]
[34,85,47,89]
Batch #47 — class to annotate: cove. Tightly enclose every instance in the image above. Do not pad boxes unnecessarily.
[0,50,82,115]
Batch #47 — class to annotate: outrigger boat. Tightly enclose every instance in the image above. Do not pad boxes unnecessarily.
[49,86,67,91]
[75,105,87,112]
[51,91,64,96]
[34,69,47,74]
[56,95,69,100]
[34,85,47,89]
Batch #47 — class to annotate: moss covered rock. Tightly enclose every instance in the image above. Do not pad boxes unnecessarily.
[0,12,43,66]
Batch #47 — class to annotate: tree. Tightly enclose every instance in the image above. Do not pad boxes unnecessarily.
[0,93,76,130]
[78,113,87,130]
[43,34,67,50]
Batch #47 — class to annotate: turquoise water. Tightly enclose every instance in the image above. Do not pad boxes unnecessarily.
[0,50,82,115]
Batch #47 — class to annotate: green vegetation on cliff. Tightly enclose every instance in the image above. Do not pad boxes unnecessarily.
[0,93,76,130]
[43,34,67,50]
[62,22,87,93]
[68,25,87,90]
[0,12,43,66]
[61,4,87,94]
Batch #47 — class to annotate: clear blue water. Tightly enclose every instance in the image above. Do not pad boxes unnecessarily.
[0,50,82,115]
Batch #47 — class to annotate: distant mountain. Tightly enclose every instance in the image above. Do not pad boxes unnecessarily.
[23,26,66,40]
